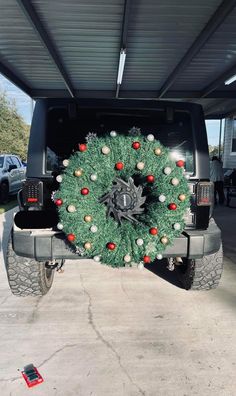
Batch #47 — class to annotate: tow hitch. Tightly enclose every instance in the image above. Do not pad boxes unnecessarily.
[45,259,65,273]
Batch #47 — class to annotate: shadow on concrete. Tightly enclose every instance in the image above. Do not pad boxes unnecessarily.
[146,205,236,288]
[0,208,16,263]
[213,205,236,263]
[145,259,183,289]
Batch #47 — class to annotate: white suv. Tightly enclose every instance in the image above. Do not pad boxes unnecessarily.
[0,154,26,203]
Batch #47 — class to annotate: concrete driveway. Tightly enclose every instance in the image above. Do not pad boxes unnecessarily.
[0,207,236,396]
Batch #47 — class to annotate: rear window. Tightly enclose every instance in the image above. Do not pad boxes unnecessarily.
[46,107,194,174]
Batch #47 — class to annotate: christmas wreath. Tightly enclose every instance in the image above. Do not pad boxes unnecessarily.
[54,130,190,267]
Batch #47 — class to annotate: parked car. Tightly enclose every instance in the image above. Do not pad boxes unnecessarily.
[5,99,223,296]
[0,154,26,204]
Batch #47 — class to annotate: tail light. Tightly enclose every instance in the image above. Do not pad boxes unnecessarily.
[196,182,214,206]
[22,180,43,207]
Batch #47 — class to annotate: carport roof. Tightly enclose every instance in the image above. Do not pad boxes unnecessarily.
[1,0,236,119]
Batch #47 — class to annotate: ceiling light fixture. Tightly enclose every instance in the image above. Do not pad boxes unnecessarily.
[117,49,126,85]
[225,74,236,85]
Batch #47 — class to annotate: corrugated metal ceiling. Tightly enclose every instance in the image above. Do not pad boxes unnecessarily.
[0,0,236,118]
[32,0,124,90]
[122,0,222,91]
[171,6,236,90]
[0,0,63,89]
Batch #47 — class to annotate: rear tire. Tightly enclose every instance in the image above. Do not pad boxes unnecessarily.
[0,182,9,204]
[5,232,54,297]
[176,245,223,290]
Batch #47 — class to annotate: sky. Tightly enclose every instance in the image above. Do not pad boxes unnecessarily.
[0,73,222,146]
[0,74,33,125]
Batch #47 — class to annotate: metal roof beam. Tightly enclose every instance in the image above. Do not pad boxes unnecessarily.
[116,0,132,98]
[0,59,32,96]
[17,0,75,98]
[202,63,236,97]
[158,0,236,98]
[204,99,224,115]
[204,98,235,116]
[223,105,236,117]
[30,89,236,99]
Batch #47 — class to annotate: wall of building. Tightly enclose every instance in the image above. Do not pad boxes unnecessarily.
[223,118,236,169]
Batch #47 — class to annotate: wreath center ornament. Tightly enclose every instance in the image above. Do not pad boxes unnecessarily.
[100,177,146,224]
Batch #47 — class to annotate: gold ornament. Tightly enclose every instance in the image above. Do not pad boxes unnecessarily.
[124,254,131,263]
[161,236,169,245]
[84,242,92,250]
[154,148,162,156]
[136,162,145,170]
[101,146,110,155]
[84,215,92,222]
[74,169,83,177]
[178,194,186,201]
[67,204,76,213]
[171,177,179,186]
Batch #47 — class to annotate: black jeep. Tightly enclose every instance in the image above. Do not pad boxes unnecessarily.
[5,98,222,296]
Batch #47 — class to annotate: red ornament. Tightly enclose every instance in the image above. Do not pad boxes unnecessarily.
[168,203,177,210]
[106,242,116,250]
[81,188,89,195]
[149,227,158,235]
[143,255,151,264]
[67,233,75,242]
[132,141,141,150]
[78,143,87,152]
[176,160,185,168]
[55,198,63,206]
[146,175,155,183]
[115,162,124,170]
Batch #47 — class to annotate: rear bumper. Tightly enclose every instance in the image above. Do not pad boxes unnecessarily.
[12,220,221,261]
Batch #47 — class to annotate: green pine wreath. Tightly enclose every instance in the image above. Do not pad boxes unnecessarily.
[54,131,190,267]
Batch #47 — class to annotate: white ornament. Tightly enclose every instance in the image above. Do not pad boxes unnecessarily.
[136,162,145,170]
[138,262,144,270]
[169,152,176,160]
[164,167,172,175]
[136,238,144,246]
[110,130,117,137]
[56,175,63,183]
[93,255,101,262]
[147,134,155,142]
[171,177,179,186]
[156,254,163,260]
[185,174,190,180]
[63,159,69,167]
[158,194,166,202]
[101,146,110,155]
[90,225,98,233]
[67,205,76,213]
[57,222,63,230]
[90,173,97,181]
[173,223,181,231]
[124,254,131,263]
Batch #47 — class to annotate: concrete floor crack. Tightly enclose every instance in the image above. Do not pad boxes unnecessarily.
[27,297,41,323]
[80,275,146,396]
[0,294,11,306]
[0,377,19,383]
[0,344,79,383]
[38,343,79,368]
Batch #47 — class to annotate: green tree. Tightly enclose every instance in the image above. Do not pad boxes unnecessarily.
[208,144,223,159]
[0,92,30,161]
